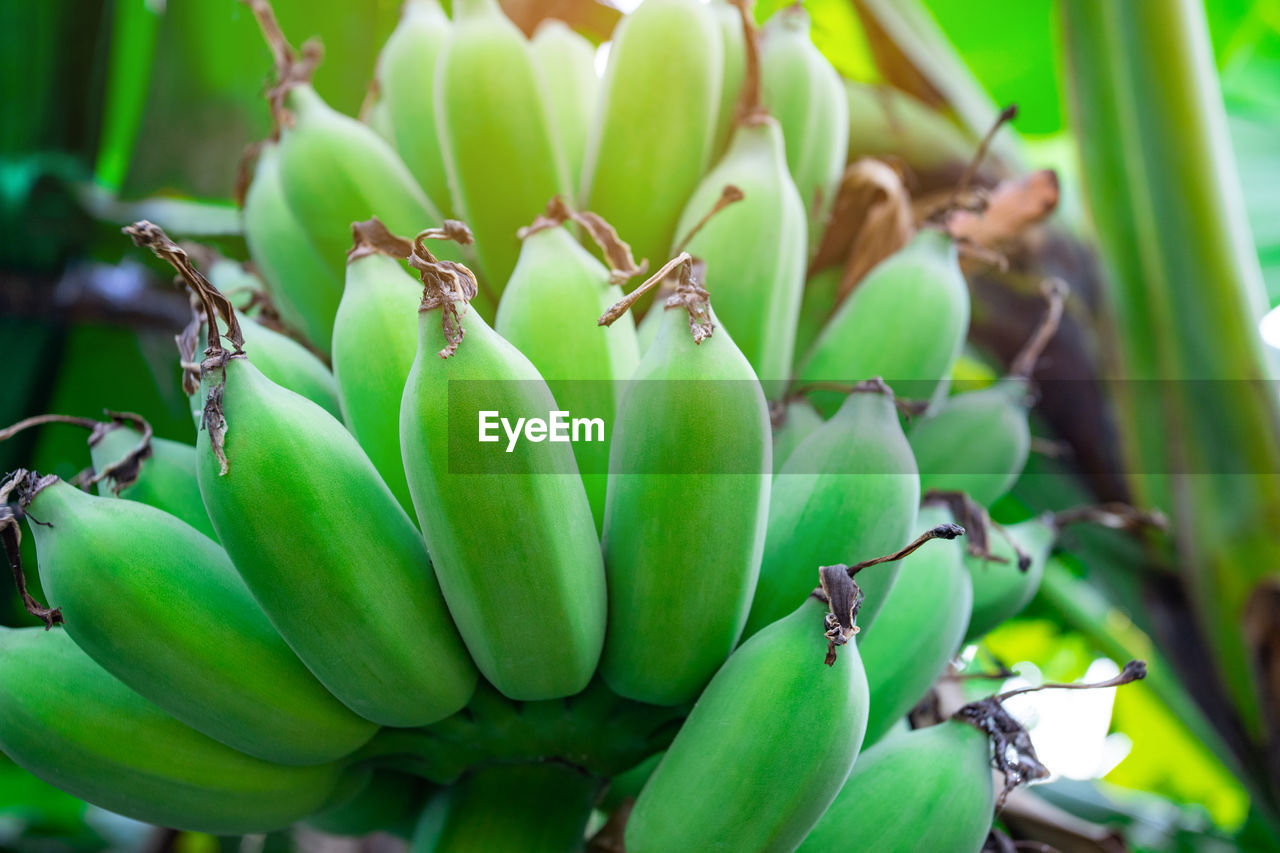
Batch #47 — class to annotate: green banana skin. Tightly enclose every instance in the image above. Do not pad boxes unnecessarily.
[909,379,1031,507]
[414,763,600,853]
[306,770,433,839]
[0,627,347,835]
[626,597,869,853]
[844,81,980,188]
[799,721,994,853]
[792,265,841,369]
[581,0,722,272]
[745,387,919,638]
[530,20,599,194]
[798,229,970,417]
[26,478,376,765]
[760,4,849,254]
[198,356,477,726]
[771,396,824,475]
[242,142,345,351]
[89,423,218,541]
[435,0,570,292]
[601,306,771,705]
[333,250,424,518]
[276,84,470,309]
[965,514,1055,641]
[674,119,808,393]
[709,0,745,159]
[375,0,455,220]
[858,504,972,746]
[495,223,640,534]
[401,307,606,700]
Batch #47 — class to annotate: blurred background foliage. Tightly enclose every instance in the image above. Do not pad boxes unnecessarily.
[2,0,1279,850]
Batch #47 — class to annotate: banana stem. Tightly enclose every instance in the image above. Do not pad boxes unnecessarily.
[1007,278,1069,381]
[0,470,63,629]
[845,523,966,578]
[730,0,767,125]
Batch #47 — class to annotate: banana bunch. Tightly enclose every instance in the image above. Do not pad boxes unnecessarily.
[0,0,1160,849]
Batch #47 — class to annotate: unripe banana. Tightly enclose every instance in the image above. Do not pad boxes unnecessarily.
[232,312,343,419]
[400,240,606,700]
[760,3,849,254]
[669,4,806,392]
[85,415,216,541]
[413,763,600,853]
[599,255,771,705]
[494,199,642,532]
[770,396,823,475]
[964,514,1055,641]
[8,471,375,765]
[374,0,455,219]
[306,771,433,839]
[844,81,981,188]
[709,0,745,158]
[127,222,477,728]
[333,220,429,518]
[745,381,919,637]
[799,720,994,853]
[909,379,1031,507]
[797,228,970,416]
[0,412,217,542]
[626,595,868,853]
[0,626,347,834]
[243,2,470,315]
[858,504,971,745]
[805,661,1147,851]
[241,142,344,351]
[792,265,841,369]
[581,0,722,272]
[909,281,1066,507]
[530,21,599,192]
[435,0,570,292]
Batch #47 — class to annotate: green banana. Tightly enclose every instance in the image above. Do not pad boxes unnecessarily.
[0,412,216,542]
[803,664,1147,852]
[709,0,745,158]
[306,771,433,839]
[770,396,824,475]
[598,255,771,705]
[226,313,342,419]
[792,265,841,369]
[245,1,469,317]
[530,20,599,192]
[400,236,606,700]
[494,198,643,533]
[799,720,994,853]
[241,141,344,351]
[88,419,216,541]
[858,503,971,746]
[435,0,570,293]
[374,0,455,220]
[581,0,722,272]
[745,380,919,637]
[6,470,375,765]
[0,626,347,834]
[333,219,432,518]
[672,3,806,394]
[128,222,477,728]
[626,592,868,853]
[760,3,848,253]
[908,280,1067,507]
[964,513,1056,641]
[413,763,600,853]
[844,81,979,187]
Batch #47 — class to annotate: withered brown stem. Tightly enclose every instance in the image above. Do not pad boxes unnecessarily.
[409,222,481,359]
[673,185,746,255]
[1008,278,1069,381]
[996,659,1147,702]
[520,197,647,285]
[842,522,966,578]
[1051,502,1169,534]
[952,103,1018,202]
[730,0,768,126]
[1,470,63,628]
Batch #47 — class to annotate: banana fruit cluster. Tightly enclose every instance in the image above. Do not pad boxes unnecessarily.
[0,1,1150,851]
